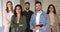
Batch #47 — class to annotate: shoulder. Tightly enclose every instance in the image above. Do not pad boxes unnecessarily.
[29,10,33,13]
[54,14,58,18]
[11,15,16,19]
[42,12,49,17]
[23,11,25,12]
[3,10,7,14]
[21,15,26,19]
[31,13,36,17]
[42,12,47,15]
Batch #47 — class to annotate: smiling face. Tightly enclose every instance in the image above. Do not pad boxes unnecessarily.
[35,3,42,12]
[16,6,21,14]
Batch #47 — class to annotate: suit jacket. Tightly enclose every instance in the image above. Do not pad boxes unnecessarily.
[11,15,27,32]
[3,11,13,32]
[30,12,50,32]
[48,14,59,32]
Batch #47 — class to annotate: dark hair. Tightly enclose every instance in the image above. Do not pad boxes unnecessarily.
[35,1,42,5]
[25,2,30,5]
[6,1,13,13]
[14,4,23,17]
[47,4,56,14]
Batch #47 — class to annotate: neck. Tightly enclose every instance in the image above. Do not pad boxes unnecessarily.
[50,12,53,13]
[9,8,12,11]
[36,10,41,13]
[25,9,29,12]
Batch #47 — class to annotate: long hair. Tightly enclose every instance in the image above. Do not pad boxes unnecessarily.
[47,4,56,14]
[6,1,13,13]
[14,4,23,17]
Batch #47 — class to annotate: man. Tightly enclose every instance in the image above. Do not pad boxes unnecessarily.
[30,1,50,32]
[23,2,33,32]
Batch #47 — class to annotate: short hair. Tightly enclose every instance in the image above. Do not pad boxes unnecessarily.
[35,1,42,5]
[25,2,30,5]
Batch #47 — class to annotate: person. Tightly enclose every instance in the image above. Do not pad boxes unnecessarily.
[23,2,33,32]
[11,4,27,32]
[4,1,13,32]
[30,1,50,32]
[47,4,59,32]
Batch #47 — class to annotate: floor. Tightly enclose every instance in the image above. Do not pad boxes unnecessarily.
[0,26,4,32]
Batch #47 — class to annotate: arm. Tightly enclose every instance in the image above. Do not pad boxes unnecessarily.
[30,15,35,30]
[11,16,17,28]
[41,14,50,31]
[56,15,59,32]
[23,16,27,30]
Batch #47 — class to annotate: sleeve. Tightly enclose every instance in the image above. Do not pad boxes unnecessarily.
[56,15,59,32]
[11,16,17,28]
[3,11,10,26]
[23,16,27,30]
[11,16,16,32]
[11,16,13,28]
[41,14,50,31]
[30,14,34,30]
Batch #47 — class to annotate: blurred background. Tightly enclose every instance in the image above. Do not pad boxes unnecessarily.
[0,0,60,32]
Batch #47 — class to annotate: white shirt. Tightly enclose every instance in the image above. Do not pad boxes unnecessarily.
[8,11,13,21]
[36,11,42,32]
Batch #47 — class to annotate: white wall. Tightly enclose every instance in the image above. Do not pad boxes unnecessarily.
[0,0,3,27]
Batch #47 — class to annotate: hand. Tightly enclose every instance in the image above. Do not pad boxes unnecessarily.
[36,24,43,27]
[35,26,41,29]
[32,26,41,31]
[19,24,23,27]
[50,25,54,28]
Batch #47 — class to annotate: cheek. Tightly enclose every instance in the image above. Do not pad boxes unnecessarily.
[49,8,54,12]
[36,6,38,9]
[19,10,21,13]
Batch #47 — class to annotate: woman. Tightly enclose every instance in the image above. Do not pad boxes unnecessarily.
[4,1,13,32]
[11,4,27,32]
[47,4,59,32]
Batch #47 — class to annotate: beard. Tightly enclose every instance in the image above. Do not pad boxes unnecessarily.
[26,8,29,10]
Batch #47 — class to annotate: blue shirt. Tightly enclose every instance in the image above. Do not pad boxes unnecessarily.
[30,11,50,32]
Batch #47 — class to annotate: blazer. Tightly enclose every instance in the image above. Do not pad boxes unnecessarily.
[11,15,27,32]
[4,11,13,32]
[30,12,50,32]
[48,14,59,32]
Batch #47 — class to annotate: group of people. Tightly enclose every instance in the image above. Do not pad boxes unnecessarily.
[3,1,59,32]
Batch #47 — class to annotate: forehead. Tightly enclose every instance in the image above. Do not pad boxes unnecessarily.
[7,3,12,5]
[35,3,41,6]
[25,4,30,5]
[50,6,53,8]
[16,7,20,9]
